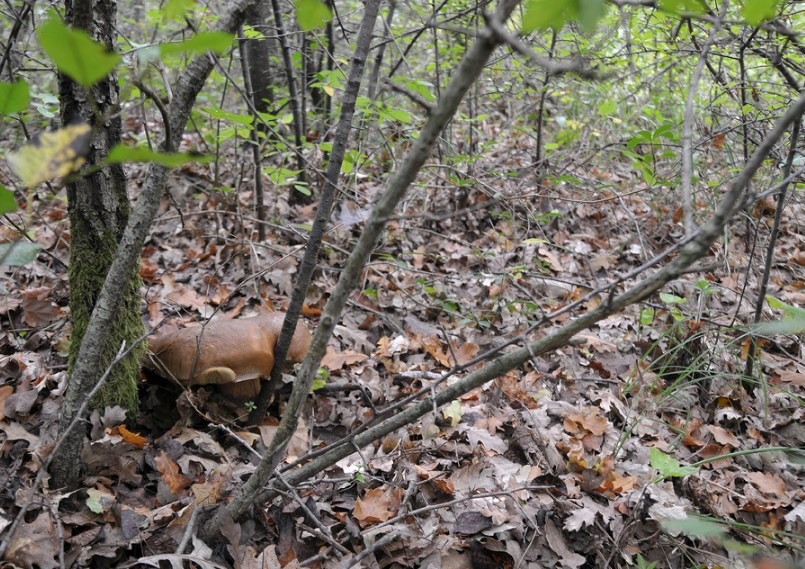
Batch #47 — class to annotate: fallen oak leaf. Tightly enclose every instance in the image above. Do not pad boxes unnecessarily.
[155,451,192,495]
[353,486,400,526]
[321,346,368,370]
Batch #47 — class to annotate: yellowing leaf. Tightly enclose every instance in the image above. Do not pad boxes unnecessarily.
[442,400,462,427]
[6,123,92,187]
[86,487,115,514]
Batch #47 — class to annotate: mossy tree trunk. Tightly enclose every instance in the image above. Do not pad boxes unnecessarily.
[60,0,144,414]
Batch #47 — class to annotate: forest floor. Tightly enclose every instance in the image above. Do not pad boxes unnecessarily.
[1,122,804,568]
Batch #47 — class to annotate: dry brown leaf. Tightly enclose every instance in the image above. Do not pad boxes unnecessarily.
[0,385,13,420]
[706,425,741,447]
[564,408,609,437]
[422,335,451,367]
[4,512,60,569]
[777,370,805,386]
[21,287,63,327]
[259,418,308,462]
[353,486,400,525]
[746,472,786,496]
[155,450,192,495]
[321,346,368,370]
[166,284,208,312]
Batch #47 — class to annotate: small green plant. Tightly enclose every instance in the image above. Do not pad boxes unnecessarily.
[312,367,329,392]
[632,554,657,569]
[659,292,686,322]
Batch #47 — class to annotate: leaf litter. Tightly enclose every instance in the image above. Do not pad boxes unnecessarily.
[0,134,803,569]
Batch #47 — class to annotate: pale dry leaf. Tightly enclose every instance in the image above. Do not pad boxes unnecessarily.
[777,370,805,386]
[259,417,308,462]
[0,385,13,420]
[463,426,508,454]
[1,421,39,446]
[746,472,786,496]
[563,507,596,531]
[544,518,586,568]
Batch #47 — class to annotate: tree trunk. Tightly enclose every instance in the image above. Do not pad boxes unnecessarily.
[60,0,144,415]
[244,0,274,119]
[50,0,259,490]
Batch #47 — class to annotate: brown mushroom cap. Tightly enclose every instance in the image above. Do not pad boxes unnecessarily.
[144,313,312,400]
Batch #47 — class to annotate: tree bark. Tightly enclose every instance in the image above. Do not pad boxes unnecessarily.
[243,0,274,118]
[61,0,145,413]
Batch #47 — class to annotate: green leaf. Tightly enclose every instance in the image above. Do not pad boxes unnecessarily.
[32,91,59,119]
[650,448,699,478]
[162,0,196,21]
[659,292,685,304]
[294,183,311,196]
[523,0,575,32]
[201,105,254,127]
[598,99,617,117]
[742,0,779,25]
[577,0,608,34]
[659,0,706,14]
[379,107,413,124]
[751,296,805,335]
[160,32,234,57]
[0,241,42,266]
[0,185,16,214]
[6,123,92,187]
[0,80,30,115]
[85,488,115,513]
[242,25,264,40]
[107,145,212,167]
[294,0,333,31]
[401,79,436,102]
[661,516,727,538]
[37,16,121,87]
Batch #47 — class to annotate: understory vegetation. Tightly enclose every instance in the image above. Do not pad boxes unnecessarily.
[0,0,803,567]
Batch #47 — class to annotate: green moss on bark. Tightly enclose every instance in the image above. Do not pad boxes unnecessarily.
[67,224,145,414]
